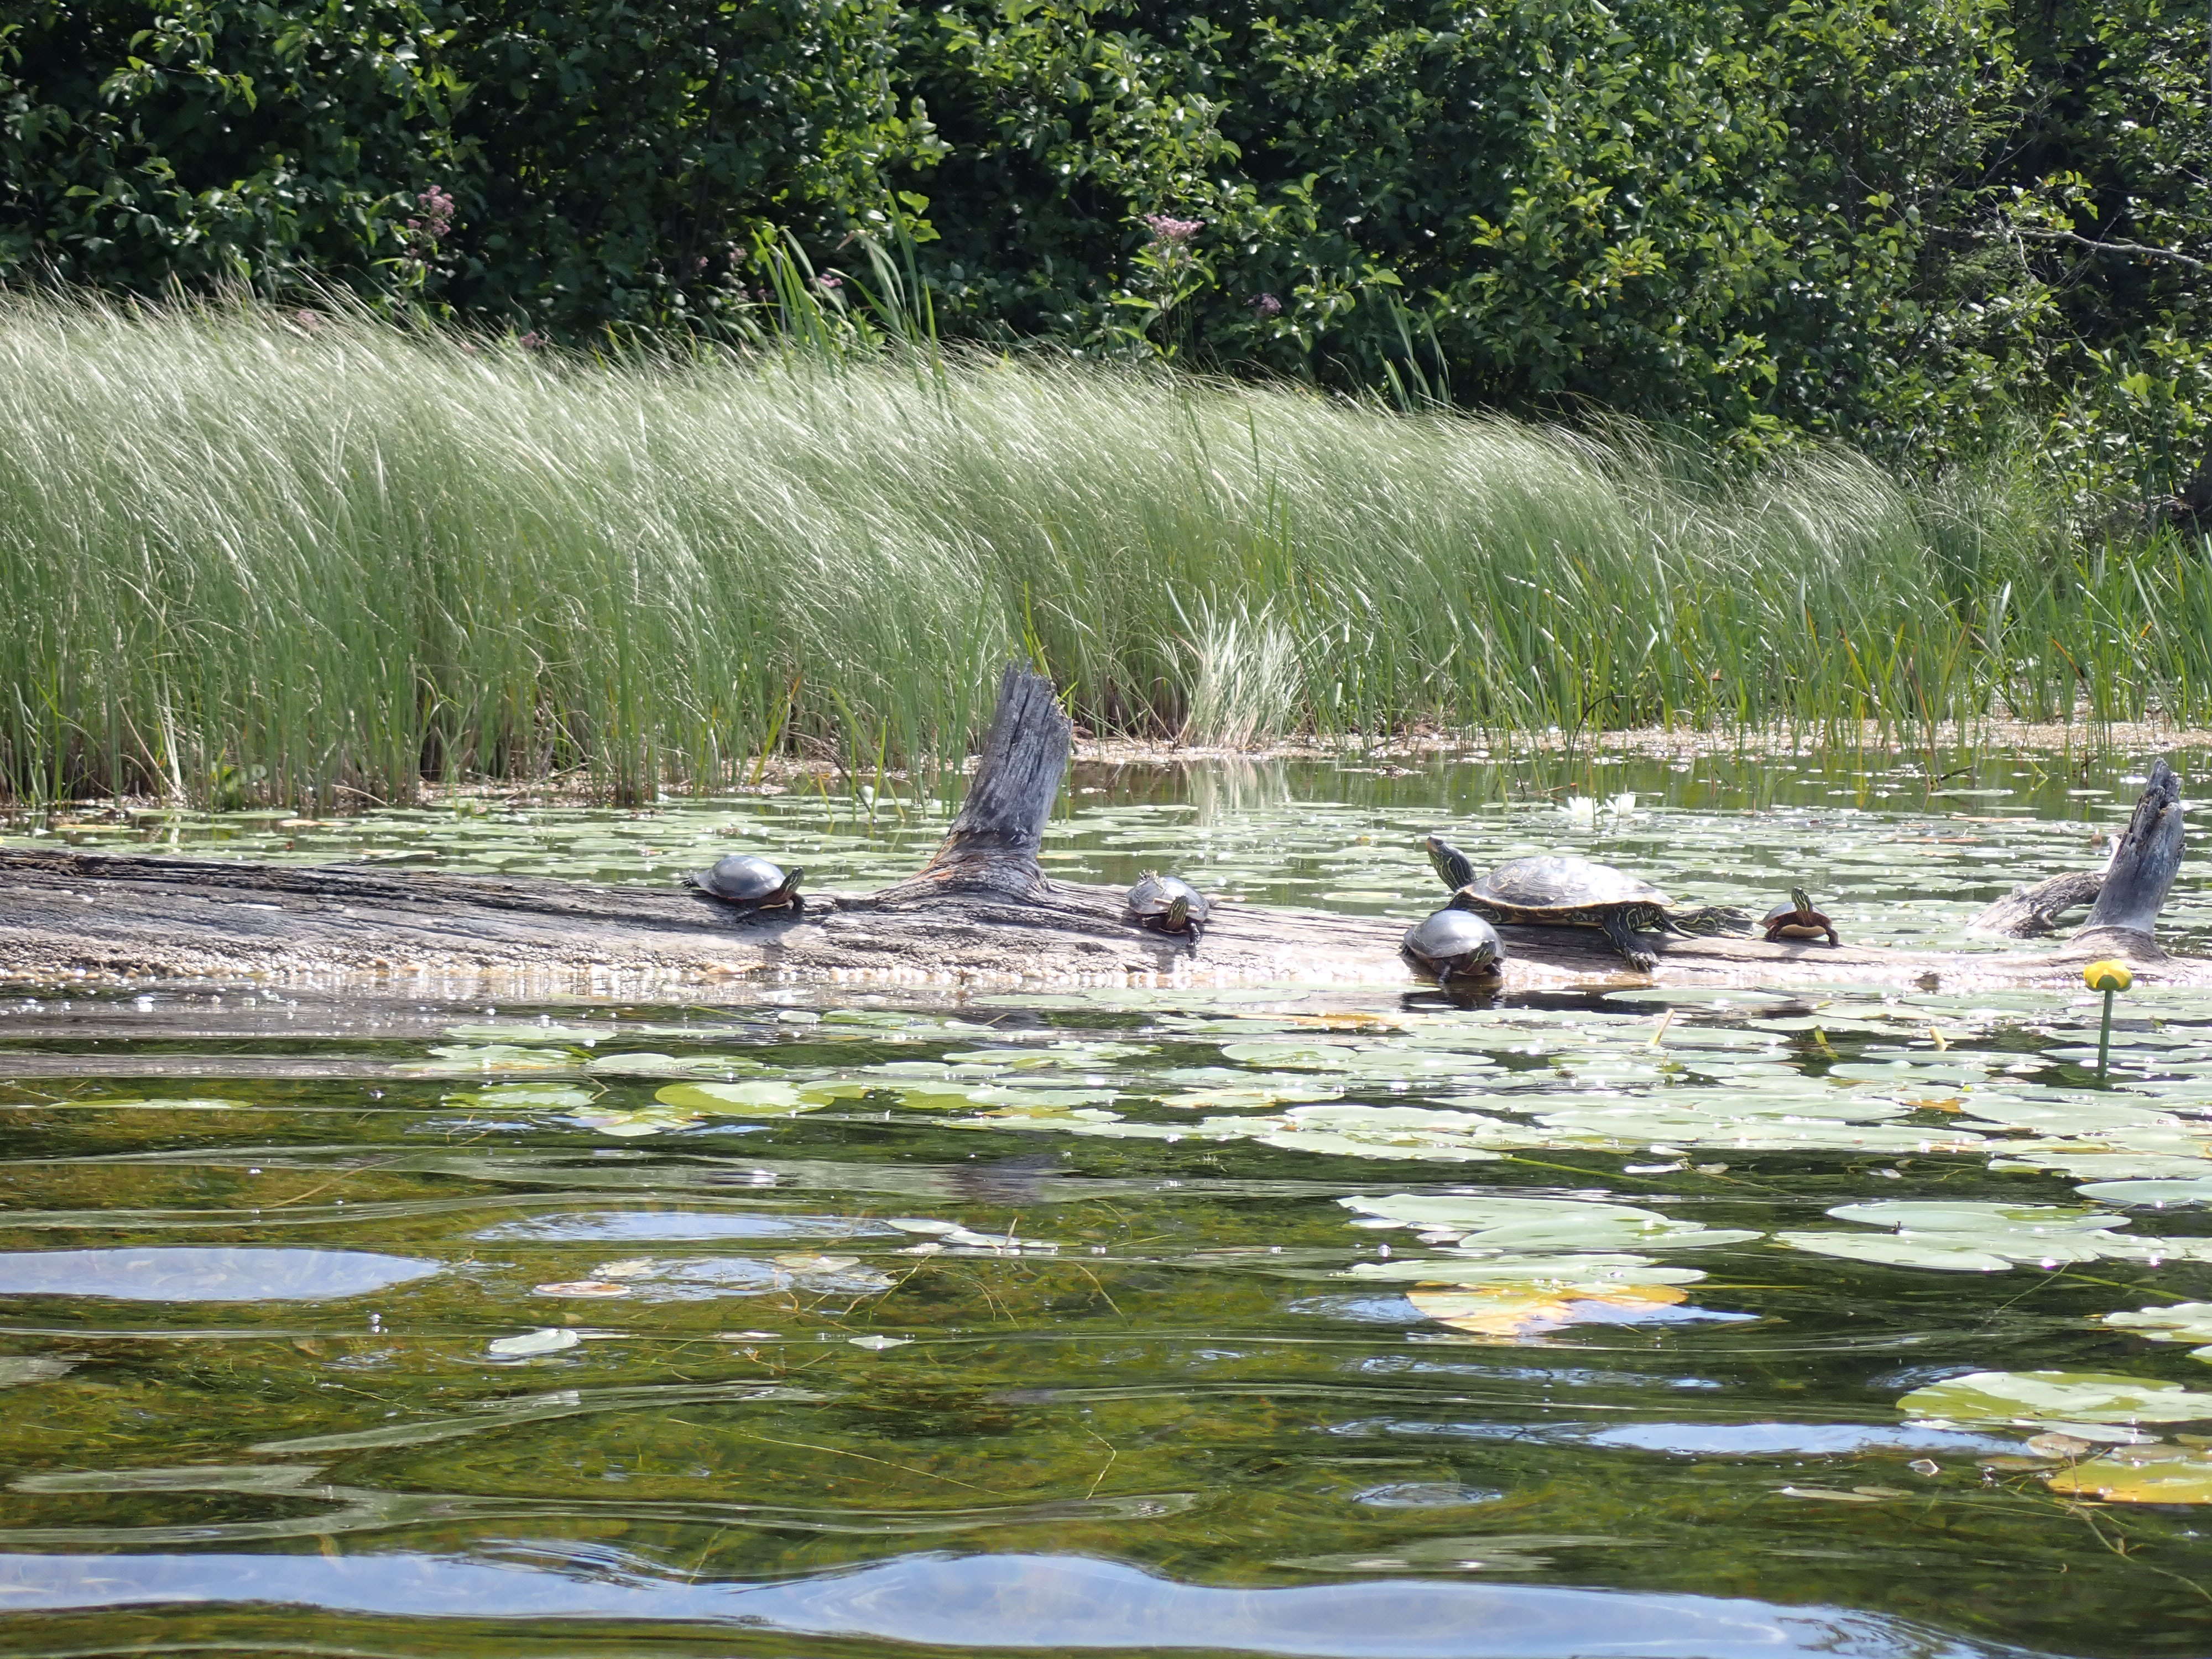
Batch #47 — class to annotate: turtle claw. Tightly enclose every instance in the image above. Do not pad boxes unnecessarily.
[1600,911,1660,973]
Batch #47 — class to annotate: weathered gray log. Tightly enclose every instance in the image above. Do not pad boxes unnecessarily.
[0,674,2201,994]
[1967,869,2105,937]
[1966,759,2184,949]
[2081,758,2184,937]
[895,664,1070,899]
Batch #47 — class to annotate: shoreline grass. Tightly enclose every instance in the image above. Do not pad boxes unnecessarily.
[2,294,2205,809]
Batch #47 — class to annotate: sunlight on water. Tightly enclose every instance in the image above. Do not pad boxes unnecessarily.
[0,745,2208,1657]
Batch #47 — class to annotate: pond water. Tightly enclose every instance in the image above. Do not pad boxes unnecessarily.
[2,745,2211,1658]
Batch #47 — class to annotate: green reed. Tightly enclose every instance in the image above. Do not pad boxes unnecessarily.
[1,292,2204,807]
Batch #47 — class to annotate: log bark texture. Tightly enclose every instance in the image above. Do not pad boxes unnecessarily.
[1967,869,2105,937]
[0,673,2198,996]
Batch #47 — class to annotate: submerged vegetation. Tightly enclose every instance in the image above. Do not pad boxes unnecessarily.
[3,294,2210,809]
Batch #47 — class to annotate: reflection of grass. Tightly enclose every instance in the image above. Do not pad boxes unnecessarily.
[4,294,2203,808]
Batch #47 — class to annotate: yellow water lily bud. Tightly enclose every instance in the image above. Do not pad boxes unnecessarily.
[2084,959,2133,993]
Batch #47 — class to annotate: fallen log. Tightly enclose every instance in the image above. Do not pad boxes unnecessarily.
[0,671,2198,995]
[1966,868,2105,937]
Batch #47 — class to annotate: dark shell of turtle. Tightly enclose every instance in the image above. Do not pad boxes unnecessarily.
[1455,854,1674,919]
[1401,908,1504,985]
[1127,873,1209,935]
[1447,854,1745,972]
[686,854,803,910]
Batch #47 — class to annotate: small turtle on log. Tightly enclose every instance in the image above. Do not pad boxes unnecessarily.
[1127,873,1209,946]
[1762,887,1840,946]
[685,853,804,914]
[1402,907,1505,989]
[1424,834,1745,973]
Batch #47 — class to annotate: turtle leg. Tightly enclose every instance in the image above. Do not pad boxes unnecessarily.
[1600,911,1659,973]
[1823,921,1839,947]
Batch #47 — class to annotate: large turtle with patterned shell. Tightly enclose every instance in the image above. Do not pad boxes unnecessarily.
[685,853,804,914]
[1424,833,1745,973]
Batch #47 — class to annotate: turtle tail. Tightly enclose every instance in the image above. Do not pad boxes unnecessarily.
[1666,905,1750,937]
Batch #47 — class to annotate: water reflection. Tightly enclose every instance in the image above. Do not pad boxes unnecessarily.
[0,1548,2051,1658]
[0,751,2208,1655]
[0,1246,438,1301]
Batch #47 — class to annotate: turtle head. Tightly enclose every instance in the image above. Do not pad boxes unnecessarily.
[1444,935,1501,985]
[1790,886,1814,917]
[1425,833,1477,892]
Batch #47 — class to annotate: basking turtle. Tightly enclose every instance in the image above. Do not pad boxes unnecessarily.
[685,853,803,914]
[1127,873,1209,946]
[1423,836,1744,972]
[1401,907,1505,989]
[1762,886,1839,946]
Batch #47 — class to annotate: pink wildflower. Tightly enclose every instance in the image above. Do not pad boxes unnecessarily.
[1141,213,1203,243]
[405,185,456,243]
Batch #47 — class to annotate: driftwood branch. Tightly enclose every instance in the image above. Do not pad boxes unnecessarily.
[0,682,2199,995]
[1968,868,2104,937]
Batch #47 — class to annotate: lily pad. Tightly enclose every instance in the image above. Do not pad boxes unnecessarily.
[1779,1202,2154,1272]
[399,1044,581,1076]
[2046,1446,2212,1503]
[582,1052,767,1079]
[2035,1451,2212,1504]
[444,1022,601,1044]
[2103,1303,2212,1360]
[654,1081,822,1118]
[1344,1253,1707,1287]
[2076,1177,2212,1208]
[1407,1281,1689,1340]
[445,1083,599,1112]
[1898,1369,2212,1427]
[1340,1193,1759,1251]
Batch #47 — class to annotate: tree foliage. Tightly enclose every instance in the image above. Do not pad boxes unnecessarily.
[2,0,2206,486]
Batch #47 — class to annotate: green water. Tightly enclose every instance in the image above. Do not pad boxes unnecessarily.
[2,747,2210,1658]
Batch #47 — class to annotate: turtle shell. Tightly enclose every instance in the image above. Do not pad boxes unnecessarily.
[1402,907,1504,984]
[687,854,802,908]
[1128,873,1209,931]
[1762,887,1837,942]
[1762,888,1824,929]
[1455,855,1674,922]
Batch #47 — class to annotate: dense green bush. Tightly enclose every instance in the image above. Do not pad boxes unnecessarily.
[2,0,2206,487]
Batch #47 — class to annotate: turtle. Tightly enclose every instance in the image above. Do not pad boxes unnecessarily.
[1127,873,1209,946]
[1423,834,1745,973]
[1401,907,1506,989]
[1762,886,1839,946]
[685,853,803,914]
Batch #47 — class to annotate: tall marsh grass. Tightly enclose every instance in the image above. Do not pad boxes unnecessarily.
[2,294,2206,807]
